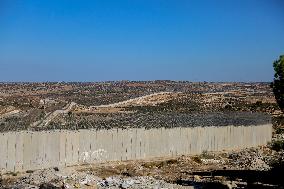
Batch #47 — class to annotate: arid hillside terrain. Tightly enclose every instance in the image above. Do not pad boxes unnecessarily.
[0,81,279,132]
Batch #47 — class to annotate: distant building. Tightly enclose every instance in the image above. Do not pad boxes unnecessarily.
[39,98,57,105]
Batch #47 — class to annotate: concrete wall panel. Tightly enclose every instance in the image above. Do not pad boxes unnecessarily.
[6,132,16,172]
[0,133,7,173]
[0,124,273,174]
[15,132,24,172]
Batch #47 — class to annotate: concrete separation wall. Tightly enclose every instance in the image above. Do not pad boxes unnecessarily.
[0,124,272,174]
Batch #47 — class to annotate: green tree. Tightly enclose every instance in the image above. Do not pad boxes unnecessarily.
[271,55,284,112]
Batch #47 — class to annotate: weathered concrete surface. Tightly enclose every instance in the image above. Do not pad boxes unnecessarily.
[0,124,272,174]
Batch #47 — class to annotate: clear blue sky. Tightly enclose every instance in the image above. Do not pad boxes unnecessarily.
[0,0,283,82]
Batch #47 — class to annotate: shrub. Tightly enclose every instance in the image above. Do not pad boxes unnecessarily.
[270,140,284,151]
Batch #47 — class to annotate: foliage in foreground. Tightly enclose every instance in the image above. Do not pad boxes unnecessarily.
[271,55,284,113]
[270,140,284,152]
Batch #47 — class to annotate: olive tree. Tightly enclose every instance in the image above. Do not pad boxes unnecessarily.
[271,55,284,112]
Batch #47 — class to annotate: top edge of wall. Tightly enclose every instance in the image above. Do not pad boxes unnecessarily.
[0,123,272,134]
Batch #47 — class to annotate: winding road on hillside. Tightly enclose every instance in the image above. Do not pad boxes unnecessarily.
[31,92,177,128]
